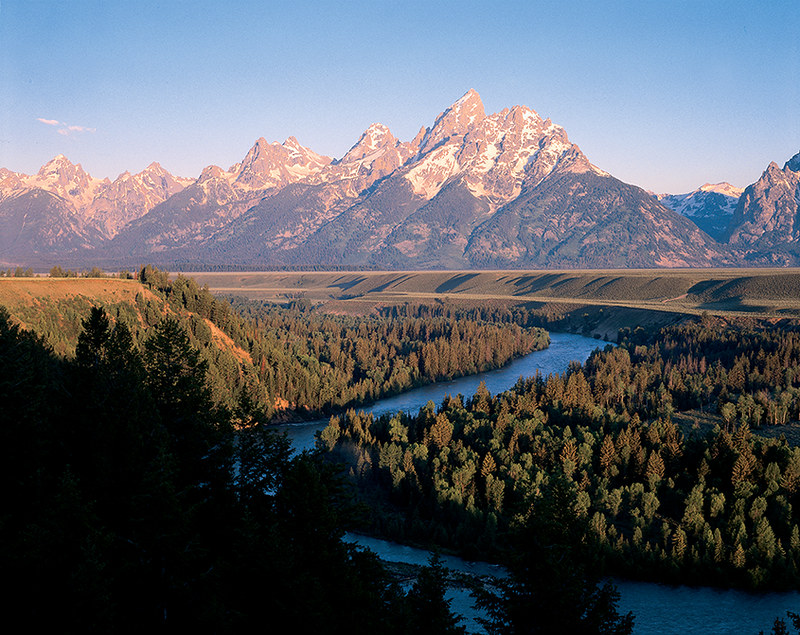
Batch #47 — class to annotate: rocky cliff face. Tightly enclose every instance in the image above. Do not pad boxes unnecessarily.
[466,157,724,268]
[279,90,722,268]
[724,153,800,263]
[89,163,193,238]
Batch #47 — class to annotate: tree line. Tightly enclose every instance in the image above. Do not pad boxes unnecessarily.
[11,265,550,420]
[146,267,549,416]
[227,296,550,415]
[322,315,800,593]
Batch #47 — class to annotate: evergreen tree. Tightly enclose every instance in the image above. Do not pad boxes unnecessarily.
[404,554,466,634]
[474,476,634,634]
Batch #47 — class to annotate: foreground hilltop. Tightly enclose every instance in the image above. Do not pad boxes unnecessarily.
[1,91,798,269]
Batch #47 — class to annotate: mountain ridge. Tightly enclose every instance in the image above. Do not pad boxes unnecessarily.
[1,91,797,269]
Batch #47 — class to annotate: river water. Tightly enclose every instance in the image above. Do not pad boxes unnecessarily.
[275,332,800,634]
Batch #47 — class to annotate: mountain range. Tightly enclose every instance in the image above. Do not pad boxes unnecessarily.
[1,89,798,269]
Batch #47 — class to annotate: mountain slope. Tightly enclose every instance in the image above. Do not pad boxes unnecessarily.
[0,189,102,264]
[108,137,337,260]
[174,123,425,266]
[282,90,716,269]
[0,156,192,258]
[466,158,725,268]
[89,162,193,238]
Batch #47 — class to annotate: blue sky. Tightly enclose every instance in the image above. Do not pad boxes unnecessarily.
[1,0,798,193]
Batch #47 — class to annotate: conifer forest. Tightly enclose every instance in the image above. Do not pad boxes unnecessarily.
[2,267,800,632]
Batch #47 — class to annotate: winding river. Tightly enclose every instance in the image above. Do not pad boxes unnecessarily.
[275,332,800,634]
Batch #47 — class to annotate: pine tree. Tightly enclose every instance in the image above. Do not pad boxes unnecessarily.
[474,476,634,634]
[403,554,466,634]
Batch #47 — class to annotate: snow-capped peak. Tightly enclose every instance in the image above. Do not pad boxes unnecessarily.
[28,154,106,207]
[404,92,584,203]
[656,181,744,241]
[452,88,483,113]
[143,161,166,174]
[361,123,391,145]
[199,165,230,181]
[698,182,744,197]
[232,135,331,190]
[340,123,397,164]
[283,136,303,155]
[419,89,486,154]
[38,153,78,175]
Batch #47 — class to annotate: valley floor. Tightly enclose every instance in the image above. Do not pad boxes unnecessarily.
[180,267,800,338]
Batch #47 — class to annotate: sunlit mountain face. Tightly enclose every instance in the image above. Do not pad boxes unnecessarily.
[1,92,797,269]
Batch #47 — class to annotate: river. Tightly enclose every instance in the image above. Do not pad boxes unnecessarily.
[275,332,800,634]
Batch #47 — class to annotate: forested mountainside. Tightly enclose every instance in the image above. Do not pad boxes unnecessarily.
[4,92,797,269]
[323,316,800,593]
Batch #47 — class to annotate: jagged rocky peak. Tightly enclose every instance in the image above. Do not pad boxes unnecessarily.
[238,137,272,165]
[30,154,108,207]
[340,123,398,163]
[34,154,106,187]
[759,160,795,188]
[502,103,543,129]
[725,150,800,248]
[135,162,193,188]
[141,161,167,176]
[402,90,594,203]
[282,136,305,155]
[420,88,486,153]
[656,181,743,241]
[280,135,331,165]
[0,167,25,191]
[449,88,486,123]
[199,165,230,182]
[104,162,187,192]
[40,153,71,168]
[785,151,800,173]
[37,154,89,182]
[234,136,331,189]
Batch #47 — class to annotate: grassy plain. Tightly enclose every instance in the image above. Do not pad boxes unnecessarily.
[179,268,800,313]
[0,278,151,330]
[0,277,146,306]
[5,268,800,338]
[179,268,800,338]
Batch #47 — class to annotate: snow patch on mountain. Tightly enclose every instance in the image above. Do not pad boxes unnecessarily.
[657,182,743,240]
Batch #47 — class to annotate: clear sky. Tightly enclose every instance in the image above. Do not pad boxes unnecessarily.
[1,0,798,193]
